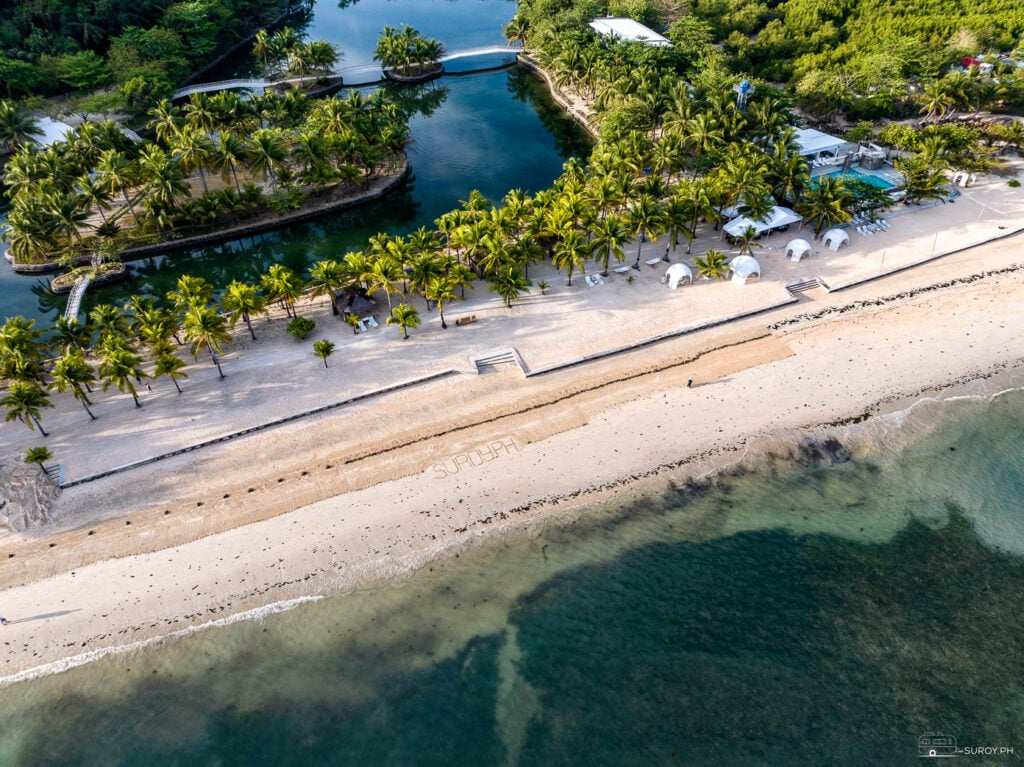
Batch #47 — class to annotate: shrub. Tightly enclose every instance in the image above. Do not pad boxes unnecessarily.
[1008,179,1021,188]
[287,316,316,339]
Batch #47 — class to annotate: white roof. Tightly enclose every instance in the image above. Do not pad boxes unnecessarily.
[785,238,812,255]
[588,17,672,47]
[729,256,760,283]
[33,117,75,148]
[823,228,850,250]
[665,262,693,288]
[795,128,845,157]
[723,206,801,237]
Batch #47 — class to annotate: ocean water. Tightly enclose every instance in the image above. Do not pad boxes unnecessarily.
[1,387,1022,766]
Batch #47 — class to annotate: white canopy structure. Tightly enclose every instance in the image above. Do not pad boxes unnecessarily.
[32,117,75,148]
[795,128,845,159]
[785,238,812,262]
[823,229,850,251]
[588,17,672,46]
[664,263,693,289]
[723,206,802,238]
[729,256,760,284]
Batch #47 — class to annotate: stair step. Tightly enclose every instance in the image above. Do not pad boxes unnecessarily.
[471,348,525,374]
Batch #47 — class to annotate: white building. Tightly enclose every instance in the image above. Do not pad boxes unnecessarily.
[588,17,672,47]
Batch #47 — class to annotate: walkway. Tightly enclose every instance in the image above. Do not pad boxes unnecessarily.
[63,273,91,321]
[173,45,525,98]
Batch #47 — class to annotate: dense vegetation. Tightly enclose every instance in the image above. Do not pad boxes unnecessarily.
[1,88,409,264]
[512,0,1024,121]
[0,0,309,104]
[374,25,445,78]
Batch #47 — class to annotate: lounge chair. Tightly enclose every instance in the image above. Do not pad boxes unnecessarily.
[645,257,662,266]
[585,275,595,287]
[613,266,631,274]
[366,316,379,328]
[357,319,367,332]
[592,274,605,285]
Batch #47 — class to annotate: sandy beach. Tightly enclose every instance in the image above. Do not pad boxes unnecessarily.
[1,172,1023,684]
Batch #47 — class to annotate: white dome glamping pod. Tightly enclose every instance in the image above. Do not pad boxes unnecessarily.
[785,238,812,262]
[728,255,761,285]
[823,228,850,252]
[663,262,693,289]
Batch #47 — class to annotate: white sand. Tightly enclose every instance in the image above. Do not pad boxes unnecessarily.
[1,179,1023,684]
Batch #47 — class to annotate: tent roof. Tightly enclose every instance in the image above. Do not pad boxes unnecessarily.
[665,263,692,277]
[588,17,672,46]
[723,206,802,237]
[33,117,75,148]
[795,127,845,157]
[729,255,760,279]
[786,238,812,254]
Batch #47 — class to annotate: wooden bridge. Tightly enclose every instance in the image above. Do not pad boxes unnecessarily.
[173,45,525,98]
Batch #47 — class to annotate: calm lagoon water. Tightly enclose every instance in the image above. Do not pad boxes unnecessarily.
[2,387,1022,765]
[0,0,591,324]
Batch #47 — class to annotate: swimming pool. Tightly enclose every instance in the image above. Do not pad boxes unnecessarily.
[819,168,898,190]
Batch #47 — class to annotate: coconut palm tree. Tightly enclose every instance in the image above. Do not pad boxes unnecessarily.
[365,256,405,313]
[626,194,666,269]
[147,99,182,146]
[171,126,215,195]
[97,149,139,223]
[695,249,729,280]
[312,339,335,368]
[210,131,249,193]
[387,303,421,339]
[308,259,348,315]
[551,230,589,286]
[0,315,47,382]
[797,175,852,237]
[2,381,52,435]
[424,275,457,328]
[488,264,531,308]
[735,225,762,256]
[589,215,629,276]
[221,280,266,340]
[0,101,43,151]
[98,346,147,407]
[153,352,188,393]
[50,351,98,420]
[248,129,288,194]
[183,304,232,379]
[261,264,305,318]
[23,445,52,472]
[50,316,93,354]
[89,303,131,343]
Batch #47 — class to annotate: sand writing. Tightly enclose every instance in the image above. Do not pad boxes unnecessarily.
[433,438,519,478]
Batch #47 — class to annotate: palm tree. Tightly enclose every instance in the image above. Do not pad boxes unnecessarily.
[153,352,188,393]
[488,264,531,308]
[97,149,139,223]
[50,316,93,354]
[44,191,90,249]
[626,194,666,269]
[2,381,52,435]
[167,274,214,310]
[735,226,761,256]
[312,339,335,368]
[261,264,305,318]
[24,445,52,473]
[1,315,47,381]
[210,131,248,193]
[98,346,147,407]
[50,351,98,420]
[695,249,729,280]
[171,126,215,195]
[589,215,630,276]
[183,304,232,379]
[551,230,589,286]
[0,101,43,151]
[387,303,421,339]
[248,129,288,194]
[366,257,405,313]
[797,176,852,237]
[89,303,130,343]
[308,259,348,315]
[147,99,181,146]
[424,275,457,328]
[221,280,266,340]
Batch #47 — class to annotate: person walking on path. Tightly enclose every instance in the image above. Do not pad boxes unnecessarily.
[687,378,693,388]
[1,615,8,625]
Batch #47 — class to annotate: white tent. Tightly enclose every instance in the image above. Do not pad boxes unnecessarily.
[795,128,845,159]
[823,229,850,251]
[723,206,802,238]
[728,255,760,284]
[785,238,812,262]
[588,16,672,46]
[664,263,693,289]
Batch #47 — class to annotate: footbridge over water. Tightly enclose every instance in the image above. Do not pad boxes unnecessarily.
[173,45,526,99]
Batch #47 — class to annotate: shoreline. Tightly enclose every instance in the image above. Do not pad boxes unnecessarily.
[1,254,1022,685]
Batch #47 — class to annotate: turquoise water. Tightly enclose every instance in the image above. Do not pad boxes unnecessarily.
[0,0,591,324]
[2,387,1022,765]
[819,168,894,190]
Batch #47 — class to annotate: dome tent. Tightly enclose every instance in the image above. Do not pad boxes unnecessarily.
[823,229,850,252]
[663,263,693,289]
[785,238,812,262]
[728,256,760,285]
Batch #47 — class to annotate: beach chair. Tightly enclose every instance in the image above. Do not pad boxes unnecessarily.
[592,274,605,285]
[613,266,631,274]
[585,275,595,287]
[357,319,367,332]
[366,316,379,328]
[645,257,661,266]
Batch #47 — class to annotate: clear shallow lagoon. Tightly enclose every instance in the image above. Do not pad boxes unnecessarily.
[0,0,590,324]
[2,388,1022,765]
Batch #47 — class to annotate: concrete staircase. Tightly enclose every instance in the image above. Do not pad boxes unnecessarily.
[471,348,525,374]
[787,277,822,294]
